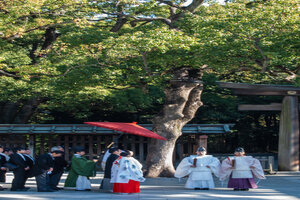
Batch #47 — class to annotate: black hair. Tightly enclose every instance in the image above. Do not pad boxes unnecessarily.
[234,147,245,153]
[120,150,130,157]
[13,146,25,152]
[109,147,119,153]
[3,148,11,153]
[73,146,85,153]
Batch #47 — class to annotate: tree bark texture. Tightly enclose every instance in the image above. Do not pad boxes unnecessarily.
[145,67,204,177]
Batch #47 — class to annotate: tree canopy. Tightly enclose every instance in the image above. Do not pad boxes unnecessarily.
[0,0,299,153]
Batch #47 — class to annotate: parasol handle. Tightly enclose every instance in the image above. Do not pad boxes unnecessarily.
[106,142,114,149]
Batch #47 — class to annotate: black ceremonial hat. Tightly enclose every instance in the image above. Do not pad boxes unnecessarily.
[73,146,85,153]
[234,147,245,153]
[197,146,206,152]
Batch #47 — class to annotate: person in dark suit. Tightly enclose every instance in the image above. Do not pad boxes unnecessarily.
[49,146,68,190]
[22,149,35,189]
[0,146,7,190]
[10,147,30,191]
[100,147,121,191]
[0,147,13,190]
[31,149,63,192]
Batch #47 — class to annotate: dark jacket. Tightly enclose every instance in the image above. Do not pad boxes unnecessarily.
[23,154,35,169]
[0,154,7,182]
[31,153,54,177]
[10,153,28,169]
[104,154,119,179]
[52,156,68,174]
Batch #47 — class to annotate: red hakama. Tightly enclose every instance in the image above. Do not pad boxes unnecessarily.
[113,179,140,193]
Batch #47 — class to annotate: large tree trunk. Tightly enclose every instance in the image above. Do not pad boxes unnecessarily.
[145,67,204,177]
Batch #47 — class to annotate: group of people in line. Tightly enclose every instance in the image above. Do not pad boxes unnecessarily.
[0,145,67,192]
[0,145,145,194]
[0,144,265,194]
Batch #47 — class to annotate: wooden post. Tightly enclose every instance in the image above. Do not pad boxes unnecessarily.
[179,136,184,160]
[88,135,93,160]
[96,136,101,155]
[28,134,35,157]
[278,96,299,171]
[40,135,45,155]
[65,135,69,161]
[139,136,144,162]
[193,135,200,153]
[199,135,208,150]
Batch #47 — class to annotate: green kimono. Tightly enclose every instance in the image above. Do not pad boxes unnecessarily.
[64,155,96,187]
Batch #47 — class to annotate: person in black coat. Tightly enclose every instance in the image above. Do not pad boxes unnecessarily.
[0,147,13,190]
[49,146,68,190]
[100,147,121,191]
[22,149,35,189]
[31,149,63,192]
[0,146,7,190]
[10,147,30,191]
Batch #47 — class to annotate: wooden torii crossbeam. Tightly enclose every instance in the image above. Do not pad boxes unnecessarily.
[219,82,300,171]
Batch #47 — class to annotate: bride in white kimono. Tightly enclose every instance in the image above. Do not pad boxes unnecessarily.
[175,147,220,190]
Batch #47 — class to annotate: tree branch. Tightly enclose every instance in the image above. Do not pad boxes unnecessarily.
[0,69,21,78]
[253,38,268,72]
[182,83,203,122]
[140,51,152,76]
[1,21,73,41]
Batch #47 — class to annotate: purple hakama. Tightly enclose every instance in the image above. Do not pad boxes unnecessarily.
[228,175,257,189]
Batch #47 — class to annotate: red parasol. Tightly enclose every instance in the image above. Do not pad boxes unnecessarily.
[84,122,167,140]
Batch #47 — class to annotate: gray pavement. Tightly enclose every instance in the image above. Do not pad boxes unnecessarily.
[0,172,299,200]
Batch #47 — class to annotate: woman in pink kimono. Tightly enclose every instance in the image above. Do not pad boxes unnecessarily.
[220,147,266,191]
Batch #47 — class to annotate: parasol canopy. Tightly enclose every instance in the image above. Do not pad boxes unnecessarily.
[84,122,167,140]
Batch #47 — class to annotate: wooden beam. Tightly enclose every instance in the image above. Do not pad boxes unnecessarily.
[239,103,300,111]
[218,82,300,96]
[218,82,300,91]
[238,103,282,111]
[234,89,300,96]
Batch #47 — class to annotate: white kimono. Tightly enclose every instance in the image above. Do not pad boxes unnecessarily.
[219,156,266,181]
[111,157,145,184]
[175,155,220,189]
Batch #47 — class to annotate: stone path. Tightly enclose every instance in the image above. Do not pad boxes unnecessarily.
[0,172,299,200]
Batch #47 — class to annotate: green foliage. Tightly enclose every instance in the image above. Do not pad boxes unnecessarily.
[0,0,298,140]
[179,0,299,84]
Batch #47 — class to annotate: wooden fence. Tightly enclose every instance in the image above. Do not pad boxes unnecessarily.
[0,132,276,172]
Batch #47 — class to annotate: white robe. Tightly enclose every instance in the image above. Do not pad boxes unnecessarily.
[111,157,145,184]
[174,155,220,189]
[219,156,266,181]
[76,175,91,190]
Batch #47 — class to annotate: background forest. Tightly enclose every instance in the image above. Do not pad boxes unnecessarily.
[0,0,299,155]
